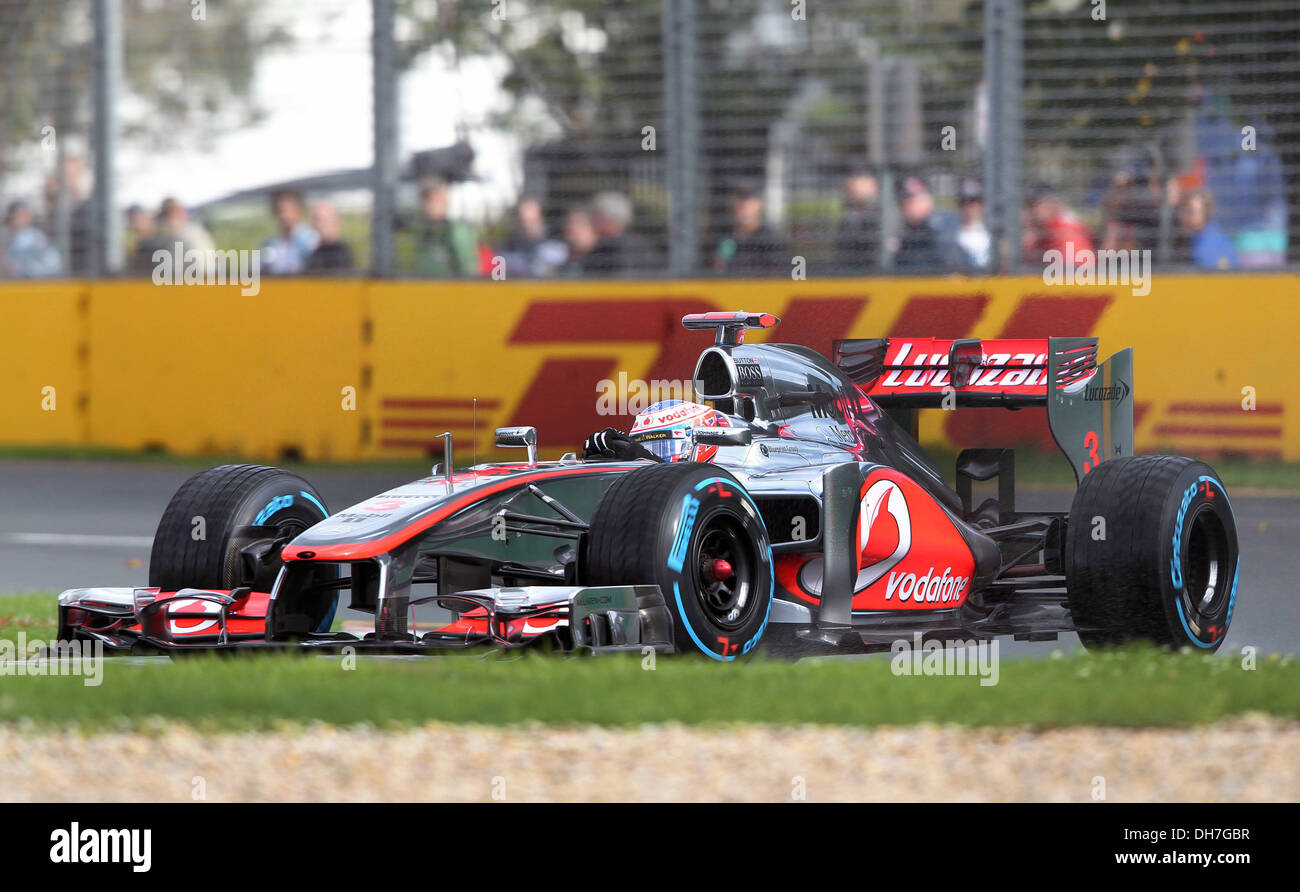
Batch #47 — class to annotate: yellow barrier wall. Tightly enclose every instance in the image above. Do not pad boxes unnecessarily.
[0,282,86,446]
[83,280,368,459]
[4,275,1296,461]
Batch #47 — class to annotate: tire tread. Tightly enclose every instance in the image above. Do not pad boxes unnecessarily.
[1066,455,1206,647]
[149,464,315,590]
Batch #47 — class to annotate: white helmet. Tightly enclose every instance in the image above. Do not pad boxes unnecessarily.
[629,400,728,462]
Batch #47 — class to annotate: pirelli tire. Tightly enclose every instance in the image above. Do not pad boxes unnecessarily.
[149,464,337,632]
[586,462,774,660]
[1065,455,1239,652]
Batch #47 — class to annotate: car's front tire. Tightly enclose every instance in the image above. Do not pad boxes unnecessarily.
[586,462,774,659]
[149,464,336,631]
[1065,455,1239,652]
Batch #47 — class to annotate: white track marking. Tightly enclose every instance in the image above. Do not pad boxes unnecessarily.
[0,533,153,549]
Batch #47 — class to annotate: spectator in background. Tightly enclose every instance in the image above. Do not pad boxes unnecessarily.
[158,197,216,259]
[560,207,598,275]
[833,169,881,273]
[891,176,956,273]
[1176,190,1237,270]
[584,191,653,275]
[42,156,91,274]
[713,181,787,275]
[499,195,566,277]
[2,200,60,277]
[414,177,479,277]
[1023,189,1092,264]
[126,204,166,274]
[262,189,319,275]
[953,178,992,272]
[1099,167,1159,253]
[305,201,354,272]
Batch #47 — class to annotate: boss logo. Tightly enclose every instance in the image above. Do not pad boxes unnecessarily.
[734,359,764,385]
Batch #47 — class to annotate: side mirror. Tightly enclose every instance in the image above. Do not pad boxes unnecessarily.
[692,426,753,447]
[495,426,538,466]
[948,338,984,390]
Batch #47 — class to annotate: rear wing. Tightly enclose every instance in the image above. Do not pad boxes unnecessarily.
[834,336,1134,482]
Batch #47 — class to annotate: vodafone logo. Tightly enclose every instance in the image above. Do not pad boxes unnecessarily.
[633,403,717,431]
[855,479,911,591]
[638,407,690,426]
[885,566,969,603]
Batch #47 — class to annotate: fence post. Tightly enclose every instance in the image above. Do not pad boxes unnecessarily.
[52,59,74,274]
[662,0,700,276]
[371,0,399,277]
[983,0,1022,274]
[91,0,122,275]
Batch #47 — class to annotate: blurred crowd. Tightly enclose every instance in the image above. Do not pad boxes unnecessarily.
[1,156,93,278]
[493,189,657,277]
[1023,166,1240,271]
[121,189,355,276]
[0,162,1256,280]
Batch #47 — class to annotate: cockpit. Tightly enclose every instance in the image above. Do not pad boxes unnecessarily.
[689,324,961,514]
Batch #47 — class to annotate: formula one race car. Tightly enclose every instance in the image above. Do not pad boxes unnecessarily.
[57,311,1241,659]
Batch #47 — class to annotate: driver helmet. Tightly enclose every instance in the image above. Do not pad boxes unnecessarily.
[630,400,729,462]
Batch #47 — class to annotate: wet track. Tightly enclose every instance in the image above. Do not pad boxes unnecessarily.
[1,459,1295,656]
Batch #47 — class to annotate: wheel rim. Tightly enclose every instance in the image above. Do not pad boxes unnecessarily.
[692,514,759,630]
[238,515,312,591]
[1181,504,1230,624]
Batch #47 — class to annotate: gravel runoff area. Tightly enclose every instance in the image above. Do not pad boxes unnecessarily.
[2,715,1297,802]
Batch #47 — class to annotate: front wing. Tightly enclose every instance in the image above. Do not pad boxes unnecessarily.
[57,584,675,656]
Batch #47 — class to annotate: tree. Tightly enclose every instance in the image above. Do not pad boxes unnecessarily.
[390,0,982,258]
[0,0,289,182]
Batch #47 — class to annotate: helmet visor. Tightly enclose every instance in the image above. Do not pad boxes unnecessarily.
[631,428,690,461]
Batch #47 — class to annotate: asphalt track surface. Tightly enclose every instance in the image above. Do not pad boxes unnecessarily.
[1,459,1295,656]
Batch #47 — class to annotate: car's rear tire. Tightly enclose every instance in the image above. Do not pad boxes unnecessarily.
[1065,455,1239,652]
[149,464,336,631]
[586,462,773,659]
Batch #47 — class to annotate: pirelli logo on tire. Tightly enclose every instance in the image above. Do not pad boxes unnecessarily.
[667,495,700,573]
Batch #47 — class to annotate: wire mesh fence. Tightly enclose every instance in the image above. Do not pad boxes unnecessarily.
[1020,0,1299,272]
[0,0,1295,281]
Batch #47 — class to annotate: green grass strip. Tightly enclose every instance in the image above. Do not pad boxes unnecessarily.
[0,630,1294,731]
[0,592,57,643]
